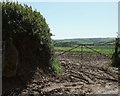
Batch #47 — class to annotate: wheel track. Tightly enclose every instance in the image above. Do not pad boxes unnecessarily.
[61,58,118,82]
[19,52,119,95]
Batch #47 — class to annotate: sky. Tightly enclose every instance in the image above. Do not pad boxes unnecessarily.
[20,2,118,39]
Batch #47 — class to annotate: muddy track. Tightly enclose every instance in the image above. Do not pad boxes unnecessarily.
[18,51,119,95]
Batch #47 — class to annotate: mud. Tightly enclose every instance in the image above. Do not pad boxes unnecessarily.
[3,51,119,95]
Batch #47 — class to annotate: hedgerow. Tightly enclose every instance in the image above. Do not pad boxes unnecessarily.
[2,2,60,76]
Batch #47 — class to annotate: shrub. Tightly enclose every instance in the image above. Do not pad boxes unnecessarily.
[111,38,120,68]
[2,2,60,76]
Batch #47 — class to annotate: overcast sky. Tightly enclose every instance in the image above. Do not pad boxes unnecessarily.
[20,2,118,39]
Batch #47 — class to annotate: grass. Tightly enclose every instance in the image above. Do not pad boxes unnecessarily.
[52,62,62,76]
[51,55,62,76]
[54,46,115,56]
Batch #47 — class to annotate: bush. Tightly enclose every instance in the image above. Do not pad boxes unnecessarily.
[2,2,59,77]
[50,54,62,76]
[2,2,52,45]
[111,38,120,68]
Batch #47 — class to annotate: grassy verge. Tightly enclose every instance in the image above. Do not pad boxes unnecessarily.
[51,55,62,76]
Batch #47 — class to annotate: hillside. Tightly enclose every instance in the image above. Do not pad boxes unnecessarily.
[53,38,115,47]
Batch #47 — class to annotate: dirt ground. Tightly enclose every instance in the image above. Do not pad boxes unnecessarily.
[2,51,119,96]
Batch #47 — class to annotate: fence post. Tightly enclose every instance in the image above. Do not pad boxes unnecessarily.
[81,45,83,60]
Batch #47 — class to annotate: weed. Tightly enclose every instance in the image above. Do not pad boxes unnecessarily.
[51,55,62,76]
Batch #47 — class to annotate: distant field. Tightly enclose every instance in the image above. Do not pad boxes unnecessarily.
[53,38,115,47]
[54,46,115,56]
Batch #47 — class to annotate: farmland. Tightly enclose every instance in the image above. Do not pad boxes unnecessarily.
[4,38,118,95]
[54,45,115,56]
[18,51,118,95]
[53,38,115,47]
[53,38,115,57]
[4,42,118,95]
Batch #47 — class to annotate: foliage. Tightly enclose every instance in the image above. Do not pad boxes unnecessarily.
[2,2,52,45]
[2,2,61,74]
[50,54,62,76]
[111,38,120,68]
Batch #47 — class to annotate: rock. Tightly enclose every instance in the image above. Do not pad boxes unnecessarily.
[32,91,40,95]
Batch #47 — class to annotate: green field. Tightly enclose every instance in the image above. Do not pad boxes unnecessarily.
[54,46,115,56]
[53,38,115,47]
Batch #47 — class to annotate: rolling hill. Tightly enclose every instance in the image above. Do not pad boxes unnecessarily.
[53,38,115,47]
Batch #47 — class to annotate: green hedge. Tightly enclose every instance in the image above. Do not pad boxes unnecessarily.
[2,2,52,45]
[2,2,55,73]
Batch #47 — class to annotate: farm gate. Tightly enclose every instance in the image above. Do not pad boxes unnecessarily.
[57,40,115,63]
